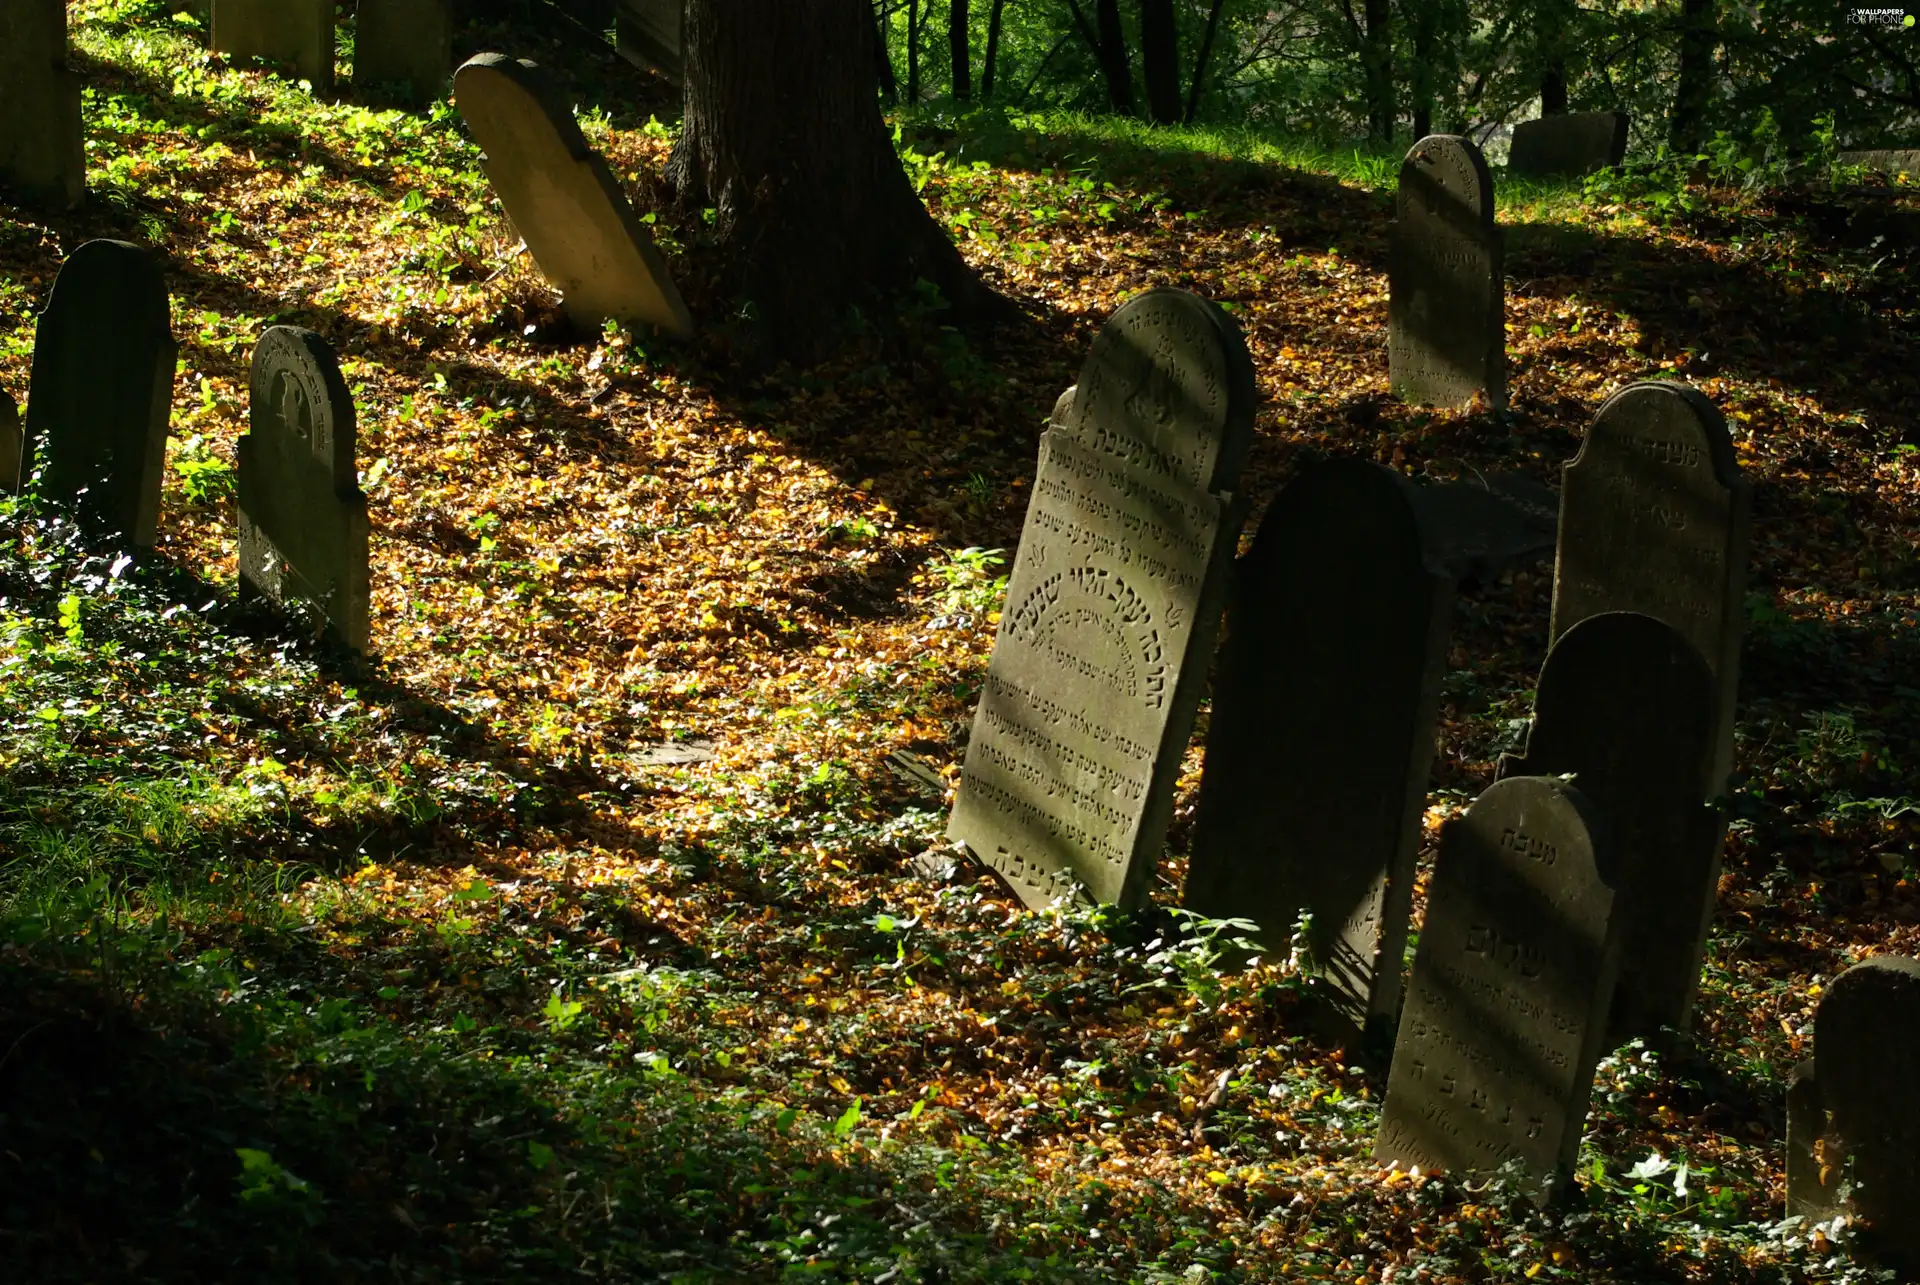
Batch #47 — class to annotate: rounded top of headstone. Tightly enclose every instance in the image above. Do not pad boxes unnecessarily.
[1453,773,1617,889]
[1398,135,1494,221]
[454,52,591,159]
[1059,288,1256,494]
[1576,381,1744,488]
[1538,610,1714,712]
[1251,455,1434,569]
[45,240,170,334]
[1819,954,1920,1043]
[249,326,357,482]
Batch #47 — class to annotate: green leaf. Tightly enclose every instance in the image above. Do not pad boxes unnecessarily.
[528,1140,555,1171]
[832,1099,862,1139]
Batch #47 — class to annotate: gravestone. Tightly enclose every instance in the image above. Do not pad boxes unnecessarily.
[1550,381,1749,792]
[614,0,683,83]
[1186,459,1452,1042]
[948,288,1256,910]
[1375,775,1621,1198]
[357,0,453,107]
[1389,135,1505,411]
[454,54,694,338]
[1508,112,1630,180]
[212,0,335,92]
[1839,150,1920,178]
[0,389,21,493]
[0,0,85,211]
[1786,1059,1844,1225]
[1498,611,1717,1046]
[24,241,177,548]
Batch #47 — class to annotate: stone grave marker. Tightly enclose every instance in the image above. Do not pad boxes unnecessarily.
[1839,150,1920,178]
[615,0,683,83]
[24,241,177,548]
[1786,1059,1844,1225]
[357,0,453,107]
[948,288,1256,910]
[212,0,335,92]
[1375,775,1621,1196]
[1390,135,1504,411]
[1550,381,1749,792]
[1186,459,1453,1043]
[0,0,85,211]
[454,53,695,338]
[1498,611,1718,1046]
[0,388,21,493]
[239,327,371,653]
[1508,112,1630,180]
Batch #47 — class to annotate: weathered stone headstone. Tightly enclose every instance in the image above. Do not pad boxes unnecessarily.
[1839,149,1920,179]
[1550,381,1749,792]
[1389,135,1505,411]
[357,0,453,107]
[1375,775,1621,1197]
[1508,112,1630,180]
[212,0,335,92]
[454,54,694,338]
[24,241,177,548]
[948,288,1256,910]
[1498,611,1717,1046]
[1186,459,1452,1042]
[0,0,85,212]
[614,0,682,83]
[238,327,369,653]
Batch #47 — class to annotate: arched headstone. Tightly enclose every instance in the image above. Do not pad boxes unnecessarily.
[238,327,371,653]
[212,0,335,92]
[1389,135,1504,410]
[0,0,84,211]
[357,0,453,107]
[25,241,177,548]
[1509,112,1630,180]
[454,54,694,338]
[948,288,1256,910]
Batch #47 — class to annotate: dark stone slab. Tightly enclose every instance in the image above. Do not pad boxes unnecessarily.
[1375,775,1621,1198]
[1499,611,1718,1046]
[1186,459,1451,1042]
[25,241,177,548]
[1550,381,1750,793]
[615,0,682,82]
[0,388,20,494]
[1786,1059,1845,1225]
[357,0,452,107]
[948,288,1256,910]
[1839,149,1920,178]
[0,0,85,211]
[1390,135,1505,411]
[212,0,335,91]
[1411,471,1558,582]
[454,53,694,338]
[1508,112,1630,180]
[238,327,371,653]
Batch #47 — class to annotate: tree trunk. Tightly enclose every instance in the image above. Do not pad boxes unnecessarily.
[1183,0,1226,122]
[1540,65,1566,114]
[1096,0,1135,113]
[1139,0,1180,124]
[1363,0,1392,144]
[670,0,1004,360]
[981,0,1006,98]
[949,0,971,99]
[907,0,922,101]
[873,1,899,104]
[1669,0,1715,153]
[1411,0,1436,138]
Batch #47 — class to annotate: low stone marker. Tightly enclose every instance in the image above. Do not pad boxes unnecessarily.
[1186,459,1452,1042]
[1390,134,1504,411]
[24,241,177,548]
[948,288,1256,910]
[0,0,85,211]
[615,0,683,83]
[0,388,21,493]
[1508,112,1630,180]
[238,327,371,653]
[1375,775,1621,1198]
[1788,955,1920,1265]
[212,0,335,92]
[357,0,453,107]
[1498,611,1717,1046]
[454,53,695,338]
[1839,150,1920,178]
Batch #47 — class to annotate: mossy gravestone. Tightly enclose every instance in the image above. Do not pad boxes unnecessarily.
[1498,611,1718,1047]
[1185,459,1452,1042]
[0,389,21,493]
[1389,135,1504,411]
[1375,775,1620,1199]
[948,288,1256,910]
[25,241,177,548]
[212,0,335,92]
[239,327,371,654]
[454,54,694,338]
[0,0,85,211]
[357,0,453,107]
[1508,112,1630,180]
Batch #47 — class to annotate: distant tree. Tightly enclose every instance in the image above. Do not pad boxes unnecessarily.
[1669,0,1717,151]
[873,0,899,104]
[1139,0,1181,123]
[950,0,973,97]
[1184,0,1228,122]
[980,0,1008,97]
[906,0,924,100]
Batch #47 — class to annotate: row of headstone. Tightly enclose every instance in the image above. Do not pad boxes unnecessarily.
[207,0,452,106]
[10,241,370,653]
[0,0,86,211]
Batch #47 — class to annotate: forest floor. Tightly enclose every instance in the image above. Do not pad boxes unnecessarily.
[2,1,1918,1281]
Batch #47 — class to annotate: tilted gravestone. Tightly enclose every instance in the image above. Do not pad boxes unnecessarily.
[454,54,694,338]
[0,388,21,493]
[948,288,1256,910]
[25,241,177,548]
[1508,112,1630,180]
[1186,459,1453,1043]
[1839,150,1920,178]
[212,0,335,92]
[0,0,85,211]
[239,327,371,653]
[1375,775,1621,1198]
[1390,135,1505,411]
[357,0,453,107]
[1498,611,1718,1046]
[1787,956,1920,1264]
[1550,381,1749,793]
[614,0,682,83]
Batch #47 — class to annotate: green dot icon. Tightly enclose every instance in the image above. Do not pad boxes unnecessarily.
[1908,13,1917,25]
